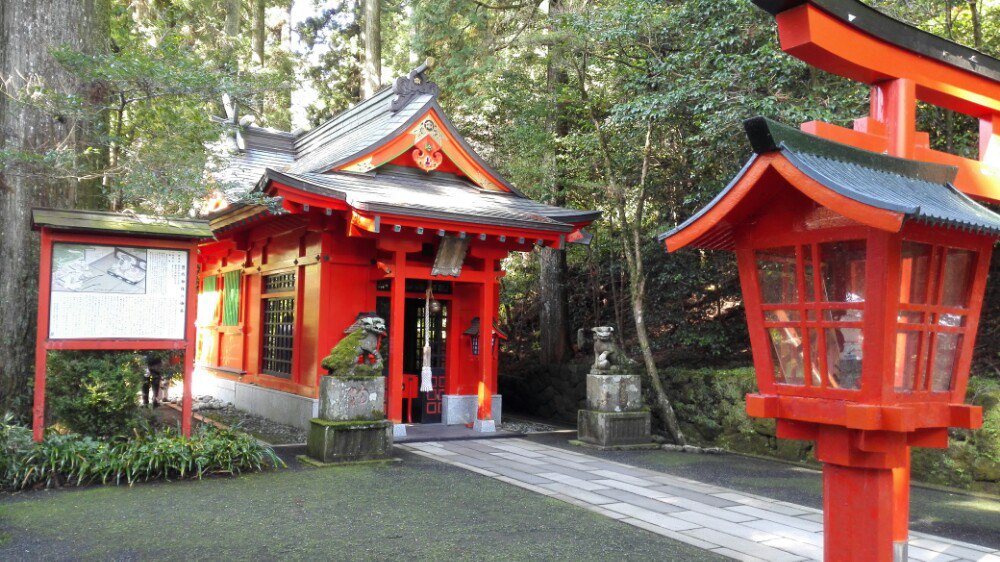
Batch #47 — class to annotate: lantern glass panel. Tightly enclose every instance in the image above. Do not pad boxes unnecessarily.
[807,329,823,386]
[764,310,801,322]
[931,333,963,391]
[941,249,976,308]
[819,241,866,303]
[757,247,798,304]
[894,330,921,390]
[824,327,863,389]
[894,242,977,393]
[818,241,866,389]
[768,327,805,385]
[900,242,932,305]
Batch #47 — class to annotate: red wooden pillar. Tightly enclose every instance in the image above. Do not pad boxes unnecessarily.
[181,245,199,437]
[32,228,53,442]
[981,114,999,161]
[824,463,896,562]
[874,78,917,159]
[891,450,911,556]
[387,249,406,426]
[475,258,496,432]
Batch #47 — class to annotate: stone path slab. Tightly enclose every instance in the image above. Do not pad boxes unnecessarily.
[400,439,1000,562]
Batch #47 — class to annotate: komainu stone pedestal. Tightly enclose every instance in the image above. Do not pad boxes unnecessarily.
[577,372,656,449]
[304,375,393,464]
[307,419,393,463]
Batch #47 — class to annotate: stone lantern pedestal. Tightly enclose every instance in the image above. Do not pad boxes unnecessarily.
[576,370,656,449]
[302,375,394,465]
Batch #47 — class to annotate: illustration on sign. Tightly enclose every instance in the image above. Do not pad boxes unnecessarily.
[52,245,148,294]
[48,243,188,340]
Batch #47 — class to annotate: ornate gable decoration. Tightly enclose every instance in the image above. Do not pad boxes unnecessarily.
[388,59,440,112]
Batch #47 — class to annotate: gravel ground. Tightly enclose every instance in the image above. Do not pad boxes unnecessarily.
[500,418,564,434]
[198,404,307,445]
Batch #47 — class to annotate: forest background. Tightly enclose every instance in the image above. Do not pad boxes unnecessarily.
[1,0,997,490]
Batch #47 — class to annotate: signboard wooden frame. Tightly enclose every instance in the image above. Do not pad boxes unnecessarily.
[33,226,200,442]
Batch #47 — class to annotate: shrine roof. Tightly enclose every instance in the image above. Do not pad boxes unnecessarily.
[264,166,600,233]
[752,0,1000,83]
[32,208,213,240]
[213,63,520,195]
[208,64,602,234]
[658,117,1000,249]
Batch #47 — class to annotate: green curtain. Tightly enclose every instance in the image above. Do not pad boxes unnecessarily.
[222,270,241,326]
[202,275,217,294]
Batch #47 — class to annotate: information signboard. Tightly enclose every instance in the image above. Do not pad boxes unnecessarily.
[48,243,188,340]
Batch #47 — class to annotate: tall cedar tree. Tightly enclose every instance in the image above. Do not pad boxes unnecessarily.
[0,0,110,418]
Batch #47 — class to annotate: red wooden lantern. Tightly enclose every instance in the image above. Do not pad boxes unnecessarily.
[661,1,1000,560]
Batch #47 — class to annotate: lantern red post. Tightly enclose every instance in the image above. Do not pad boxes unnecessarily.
[661,2,1000,560]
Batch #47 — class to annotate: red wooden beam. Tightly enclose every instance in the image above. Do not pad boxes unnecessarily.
[775,4,1000,116]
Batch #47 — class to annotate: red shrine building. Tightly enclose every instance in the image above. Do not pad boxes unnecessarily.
[194,65,598,434]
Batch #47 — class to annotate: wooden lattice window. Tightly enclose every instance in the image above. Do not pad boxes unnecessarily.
[264,272,295,293]
[261,272,296,378]
[221,270,241,326]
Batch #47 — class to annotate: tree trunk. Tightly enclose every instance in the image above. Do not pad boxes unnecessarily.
[968,1,982,49]
[253,0,266,66]
[0,0,109,419]
[622,122,686,445]
[225,0,241,38]
[362,0,381,97]
[538,247,572,363]
[538,0,572,365]
[579,84,686,443]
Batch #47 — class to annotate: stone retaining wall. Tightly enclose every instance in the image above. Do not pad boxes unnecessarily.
[499,360,591,422]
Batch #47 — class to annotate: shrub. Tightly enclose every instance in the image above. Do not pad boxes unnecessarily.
[0,412,35,487]
[46,351,146,437]
[0,417,284,491]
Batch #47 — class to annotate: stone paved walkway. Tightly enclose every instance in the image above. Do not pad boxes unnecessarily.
[399,438,1000,562]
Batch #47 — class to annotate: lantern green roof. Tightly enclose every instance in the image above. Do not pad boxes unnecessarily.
[659,117,1000,250]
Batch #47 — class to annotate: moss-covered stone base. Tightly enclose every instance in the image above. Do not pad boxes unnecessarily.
[295,455,402,468]
[577,409,654,448]
[306,418,393,464]
[568,439,660,451]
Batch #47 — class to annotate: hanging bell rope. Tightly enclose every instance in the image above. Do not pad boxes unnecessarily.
[420,285,434,392]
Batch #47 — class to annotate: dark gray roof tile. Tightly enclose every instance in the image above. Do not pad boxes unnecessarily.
[269,168,599,232]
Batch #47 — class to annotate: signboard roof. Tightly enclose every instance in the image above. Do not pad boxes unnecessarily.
[32,208,213,240]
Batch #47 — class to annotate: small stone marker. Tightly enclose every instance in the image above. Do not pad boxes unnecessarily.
[575,326,656,449]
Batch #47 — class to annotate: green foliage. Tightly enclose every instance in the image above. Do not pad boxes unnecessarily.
[911,376,1000,493]
[46,351,146,438]
[0,417,284,491]
[0,413,35,488]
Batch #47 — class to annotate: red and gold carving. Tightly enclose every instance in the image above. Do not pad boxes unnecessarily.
[412,136,444,172]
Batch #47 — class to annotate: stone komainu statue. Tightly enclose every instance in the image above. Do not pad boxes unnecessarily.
[578,326,622,372]
[321,313,387,377]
